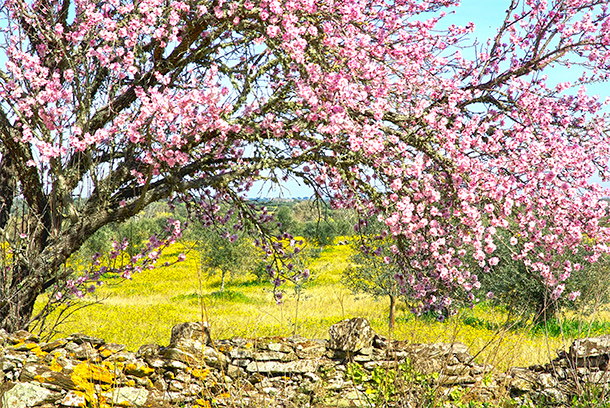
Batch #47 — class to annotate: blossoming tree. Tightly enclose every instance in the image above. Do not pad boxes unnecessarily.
[1,0,610,332]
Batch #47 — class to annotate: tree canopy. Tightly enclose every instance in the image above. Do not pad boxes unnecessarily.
[1,0,610,332]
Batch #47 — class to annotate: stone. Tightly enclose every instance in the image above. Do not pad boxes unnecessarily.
[7,330,38,344]
[11,341,42,352]
[163,323,226,368]
[538,373,558,388]
[267,342,293,353]
[164,359,188,370]
[102,386,149,407]
[100,343,127,359]
[173,371,192,383]
[586,370,610,384]
[509,368,538,392]
[233,358,251,368]
[570,336,610,358]
[2,359,17,371]
[201,346,228,368]
[294,339,327,358]
[146,357,165,369]
[160,348,199,366]
[0,382,59,408]
[64,341,99,361]
[541,387,566,404]
[405,343,471,374]
[373,335,388,349]
[230,348,254,359]
[353,354,374,363]
[66,334,105,346]
[135,344,159,359]
[19,363,76,389]
[40,339,67,352]
[108,350,136,363]
[59,390,86,407]
[570,336,610,368]
[328,317,375,352]
[125,360,155,377]
[471,364,493,375]
[227,364,246,379]
[253,350,296,362]
[169,322,212,348]
[246,359,319,374]
[359,346,373,355]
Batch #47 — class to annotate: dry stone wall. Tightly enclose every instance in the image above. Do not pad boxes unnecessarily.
[1,318,610,407]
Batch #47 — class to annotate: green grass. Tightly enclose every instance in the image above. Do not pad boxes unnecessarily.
[172,290,257,304]
[33,239,610,372]
[530,317,610,338]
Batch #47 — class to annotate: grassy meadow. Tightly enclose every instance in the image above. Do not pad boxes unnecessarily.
[36,239,610,373]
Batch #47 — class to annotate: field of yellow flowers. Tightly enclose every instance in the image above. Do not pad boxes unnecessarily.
[35,241,610,372]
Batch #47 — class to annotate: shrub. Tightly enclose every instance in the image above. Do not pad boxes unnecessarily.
[477,232,610,323]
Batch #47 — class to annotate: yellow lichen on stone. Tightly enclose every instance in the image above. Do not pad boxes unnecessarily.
[124,361,154,377]
[100,349,113,358]
[71,363,115,408]
[49,357,63,372]
[71,362,115,391]
[26,343,46,357]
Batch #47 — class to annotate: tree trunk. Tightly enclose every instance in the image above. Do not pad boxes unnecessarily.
[388,294,396,330]
[220,269,226,293]
[0,265,43,333]
[0,294,38,333]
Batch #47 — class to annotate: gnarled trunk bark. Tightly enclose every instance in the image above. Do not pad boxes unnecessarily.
[0,265,44,333]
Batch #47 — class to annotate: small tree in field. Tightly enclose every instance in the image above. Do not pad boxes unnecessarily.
[344,247,402,330]
[1,0,610,333]
[196,228,256,293]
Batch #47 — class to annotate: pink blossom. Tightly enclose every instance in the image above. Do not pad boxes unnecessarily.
[568,291,581,301]
[390,178,403,191]
[551,284,565,300]
[267,25,280,38]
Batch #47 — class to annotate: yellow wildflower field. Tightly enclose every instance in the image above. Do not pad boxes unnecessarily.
[36,241,609,373]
